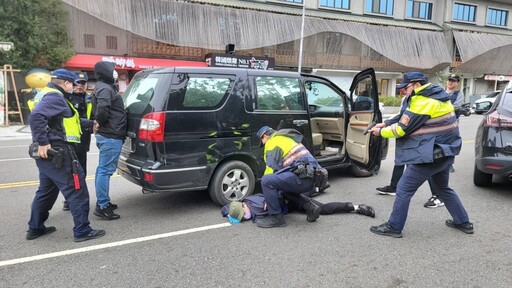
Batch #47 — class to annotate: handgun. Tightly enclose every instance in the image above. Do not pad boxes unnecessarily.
[363,121,378,135]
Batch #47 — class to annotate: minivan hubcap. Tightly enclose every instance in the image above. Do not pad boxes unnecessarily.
[222,169,250,200]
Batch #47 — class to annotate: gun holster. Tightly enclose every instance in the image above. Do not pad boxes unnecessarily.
[28,142,63,168]
[292,164,315,179]
[313,167,330,193]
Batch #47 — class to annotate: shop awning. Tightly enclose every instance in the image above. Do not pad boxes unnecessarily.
[65,54,207,71]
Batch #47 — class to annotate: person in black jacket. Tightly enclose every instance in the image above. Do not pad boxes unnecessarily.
[221,193,375,224]
[92,61,127,220]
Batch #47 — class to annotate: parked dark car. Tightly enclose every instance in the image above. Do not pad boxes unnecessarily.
[474,86,512,186]
[117,67,386,205]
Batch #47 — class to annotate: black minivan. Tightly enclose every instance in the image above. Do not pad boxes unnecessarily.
[117,67,385,205]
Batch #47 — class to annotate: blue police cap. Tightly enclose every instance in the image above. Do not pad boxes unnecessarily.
[257,126,274,138]
[75,72,89,82]
[397,72,428,89]
[52,69,77,85]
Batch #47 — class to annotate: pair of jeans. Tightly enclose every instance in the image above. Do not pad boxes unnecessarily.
[95,134,123,209]
[387,156,470,231]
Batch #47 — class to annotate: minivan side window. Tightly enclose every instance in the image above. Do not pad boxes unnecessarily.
[181,75,234,110]
[305,81,344,110]
[123,75,159,114]
[255,76,303,111]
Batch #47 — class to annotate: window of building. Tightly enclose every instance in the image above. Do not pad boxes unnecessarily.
[487,8,508,27]
[406,0,433,20]
[452,2,476,22]
[365,0,394,16]
[255,77,303,111]
[320,0,350,10]
[84,34,95,48]
[106,36,118,50]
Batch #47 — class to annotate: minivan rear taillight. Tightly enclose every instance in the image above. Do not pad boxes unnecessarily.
[485,111,512,128]
[139,112,166,142]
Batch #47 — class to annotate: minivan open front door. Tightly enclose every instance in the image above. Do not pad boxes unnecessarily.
[345,68,383,173]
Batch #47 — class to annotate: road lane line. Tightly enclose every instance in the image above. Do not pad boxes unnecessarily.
[0,222,231,267]
[0,175,118,189]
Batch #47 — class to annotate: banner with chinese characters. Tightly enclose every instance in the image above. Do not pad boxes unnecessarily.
[205,53,274,70]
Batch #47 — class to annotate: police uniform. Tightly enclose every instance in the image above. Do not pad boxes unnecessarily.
[256,127,322,227]
[27,69,103,241]
[371,72,472,237]
[70,72,94,175]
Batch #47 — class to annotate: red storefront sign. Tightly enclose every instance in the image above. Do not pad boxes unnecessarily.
[65,54,207,70]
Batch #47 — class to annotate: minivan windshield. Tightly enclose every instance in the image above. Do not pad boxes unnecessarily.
[123,74,160,114]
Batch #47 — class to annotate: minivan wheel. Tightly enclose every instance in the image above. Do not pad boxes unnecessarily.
[208,161,255,206]
[473,164,493,186]
[350,165,374,177]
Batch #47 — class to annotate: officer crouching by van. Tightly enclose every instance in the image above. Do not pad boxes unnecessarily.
[256,126,328,228]
[26,69,105,242]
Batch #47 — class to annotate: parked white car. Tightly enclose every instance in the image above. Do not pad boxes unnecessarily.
[472,91,501,114]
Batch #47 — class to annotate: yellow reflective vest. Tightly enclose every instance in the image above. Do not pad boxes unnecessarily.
[28,87,82,143]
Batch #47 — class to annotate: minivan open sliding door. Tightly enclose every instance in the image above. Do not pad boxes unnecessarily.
[345,68,383,172]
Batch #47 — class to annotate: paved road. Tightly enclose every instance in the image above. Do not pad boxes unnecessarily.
[0,114,511,287]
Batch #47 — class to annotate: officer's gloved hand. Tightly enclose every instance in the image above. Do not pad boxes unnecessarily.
[228,215,240,224]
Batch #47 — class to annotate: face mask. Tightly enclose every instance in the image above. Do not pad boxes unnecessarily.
[113,70,118,81]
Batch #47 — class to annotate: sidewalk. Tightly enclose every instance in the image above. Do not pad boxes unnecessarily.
[0,125,32,140]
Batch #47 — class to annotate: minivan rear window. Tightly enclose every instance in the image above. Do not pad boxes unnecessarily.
[123,74,160,114]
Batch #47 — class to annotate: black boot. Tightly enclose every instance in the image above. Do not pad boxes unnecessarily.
[356,204,375,218]
[256,214,286,228]
[302,199,321,222]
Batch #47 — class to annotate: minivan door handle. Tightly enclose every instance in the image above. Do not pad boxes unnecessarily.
[293,119,309,126]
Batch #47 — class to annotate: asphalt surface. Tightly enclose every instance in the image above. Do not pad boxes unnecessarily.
[0,114,511,287]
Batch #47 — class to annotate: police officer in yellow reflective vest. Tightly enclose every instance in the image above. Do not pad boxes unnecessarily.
[61,72,95,211]
[255,126,322,228]
[368,72,473,238]
[26,69,105,242]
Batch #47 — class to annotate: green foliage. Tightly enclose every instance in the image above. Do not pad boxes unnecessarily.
[0,0,74,71]
[379,95,402,107]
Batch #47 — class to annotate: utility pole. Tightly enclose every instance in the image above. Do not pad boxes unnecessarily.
[297,5,305,73]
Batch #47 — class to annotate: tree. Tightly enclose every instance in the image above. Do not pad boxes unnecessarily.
[0,0,74,71]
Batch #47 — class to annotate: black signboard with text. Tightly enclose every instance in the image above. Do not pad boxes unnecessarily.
[205,53,274,70]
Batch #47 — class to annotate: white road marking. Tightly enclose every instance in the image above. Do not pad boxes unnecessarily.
[0,223,231,267]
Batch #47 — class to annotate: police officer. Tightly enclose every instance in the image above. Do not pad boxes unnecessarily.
[27,69,105,242]
[368,72,473,238]
[62,72,95,211]
[255,126,322,228]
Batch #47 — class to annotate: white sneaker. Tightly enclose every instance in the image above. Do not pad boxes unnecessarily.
[424,196,445,208]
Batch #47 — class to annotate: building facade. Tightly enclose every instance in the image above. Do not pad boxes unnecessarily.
[62,0,512,98]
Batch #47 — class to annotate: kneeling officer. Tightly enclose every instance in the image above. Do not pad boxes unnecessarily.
[27,69,105,242]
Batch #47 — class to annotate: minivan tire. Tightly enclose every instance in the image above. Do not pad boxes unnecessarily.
[473,164,493,186]
[350,165,374,177]
[208,161,256,206]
